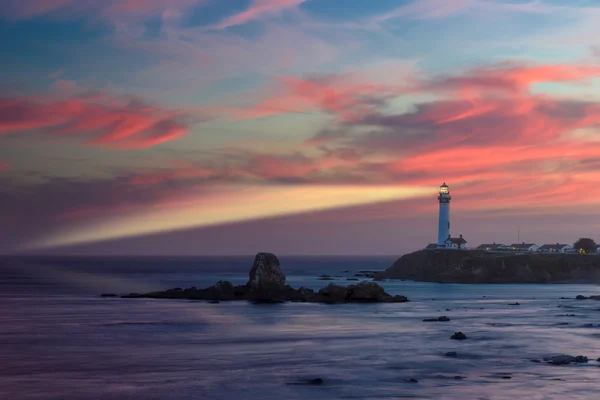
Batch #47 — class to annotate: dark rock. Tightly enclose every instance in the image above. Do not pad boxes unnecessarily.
[543,355,588,364]
[509,302,520,306]
[346,278,359,281]
[373,277,385,281]
[404,378,418,383]
[118,253,409,305]
[317,277,335,281]
[451,332,467,340]
[100,293,117,297]
[576,295,587,300]
[423,318,438,322]
[530,359,541,363]
[438,316,450,322]
[287,378,324,386]
[247,253,285,299]
[251,299,285,304]
[209,300,220,304]
[313,281,407,304]
[445,351,458,358]
[206,281,235,300]
[502,376,512,379]
[122,293,141,298]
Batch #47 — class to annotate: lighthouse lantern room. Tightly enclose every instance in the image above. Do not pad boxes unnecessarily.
[437,183,451,247]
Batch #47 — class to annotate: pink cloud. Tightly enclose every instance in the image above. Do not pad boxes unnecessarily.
[374,0,562,22]
[0,93,199,149]
[226,72,406,122]
[375,0,478,21]
[212,0,306,29]
[0,0,203,20]
[0,161,8,171]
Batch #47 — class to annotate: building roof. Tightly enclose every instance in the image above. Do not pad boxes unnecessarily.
[509,243,538,248]
[446,237,467,244]
[425,243,439,249]
[477,243,504,250]
[539,244,571,250]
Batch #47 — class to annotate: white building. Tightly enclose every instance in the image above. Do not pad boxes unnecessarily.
[437,183,451,247]
[509,243,540,252]
[538,243,574,253]
[445,234,467,250]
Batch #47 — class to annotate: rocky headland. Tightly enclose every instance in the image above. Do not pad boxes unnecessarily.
[376,249,600,283]
[118,252,408,304]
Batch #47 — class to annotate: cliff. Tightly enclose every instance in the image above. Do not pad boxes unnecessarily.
[376,250,600,283]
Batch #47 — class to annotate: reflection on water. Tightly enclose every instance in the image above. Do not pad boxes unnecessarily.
[1,256,600,399]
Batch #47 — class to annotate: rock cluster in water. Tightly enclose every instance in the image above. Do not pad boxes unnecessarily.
[119,252,408,304]
[376,249,600,283]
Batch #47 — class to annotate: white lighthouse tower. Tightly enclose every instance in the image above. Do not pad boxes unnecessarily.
[437,183,451,247]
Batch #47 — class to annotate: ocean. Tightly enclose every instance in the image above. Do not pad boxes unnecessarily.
[1,255,600,400]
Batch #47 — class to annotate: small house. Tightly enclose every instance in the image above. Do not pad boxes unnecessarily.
[445,234,467,250]
[476,243,504,251]
[538,243,574,253]
[509,243,540,252]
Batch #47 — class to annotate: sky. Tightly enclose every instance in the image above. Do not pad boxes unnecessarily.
[2,0,600,255]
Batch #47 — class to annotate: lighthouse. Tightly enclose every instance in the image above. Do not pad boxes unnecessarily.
[437,183,451,247]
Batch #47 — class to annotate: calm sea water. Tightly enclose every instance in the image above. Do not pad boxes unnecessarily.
[2,255,600,400]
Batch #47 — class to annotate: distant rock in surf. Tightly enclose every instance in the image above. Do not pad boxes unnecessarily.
[542,355,588,365]
[118,252,409,305]
[451,332,467,340]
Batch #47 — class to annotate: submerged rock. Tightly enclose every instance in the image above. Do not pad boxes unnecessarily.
[543,355,588,365]
[576,295,600,300]
[100,293,117,297]
[451,332,467,340]
[287,378,324,386]
[445,351,458,357]
[313,281,408,303]
[423,316,450,322]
